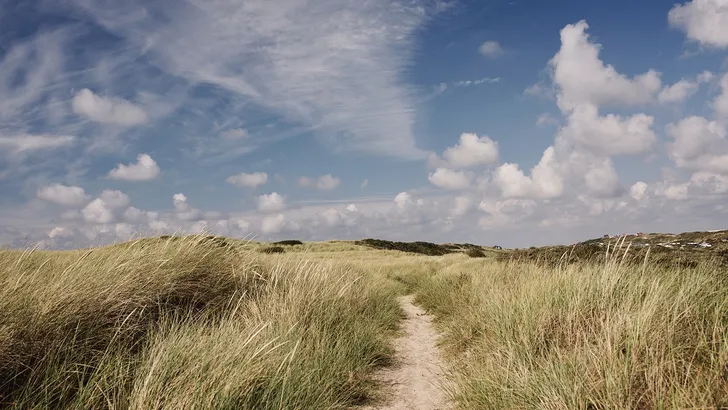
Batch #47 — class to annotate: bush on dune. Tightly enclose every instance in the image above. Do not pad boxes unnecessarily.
[273,240,304,246]
[260,246,286,254]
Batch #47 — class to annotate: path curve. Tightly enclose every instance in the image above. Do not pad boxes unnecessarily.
[363,295,452,410]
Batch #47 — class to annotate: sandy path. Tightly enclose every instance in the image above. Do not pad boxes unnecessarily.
[362,295,452,410]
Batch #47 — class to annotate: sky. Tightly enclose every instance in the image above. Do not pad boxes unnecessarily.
[1,0,728,249]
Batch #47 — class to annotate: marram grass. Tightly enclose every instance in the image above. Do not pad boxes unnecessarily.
[0,235,401,409]
[407,243,728,409]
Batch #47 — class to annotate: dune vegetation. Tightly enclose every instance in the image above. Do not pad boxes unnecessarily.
[0,236,402,409]
[1,234,727,409]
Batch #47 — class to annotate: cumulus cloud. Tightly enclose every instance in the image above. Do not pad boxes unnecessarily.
[494,163,534,198]
[658,71,712,104]
[123,207,146,222]
[226,172,268,188]
[37,184,89,206]
[691,171,728,194]
[440,133,499,168]
[549,20,661,112]
[479,41,503,57]
[394,192,414,210]
[584,159,623,198]
[451,195,475,217]
[662,182,690,200]
[298,174,341,190]
[72,88,148,126]
[630,181,648,201]
[108,153,160,181]
[558,104,656,156]
[173,193,203,221]
[428,168,472,190]
[666,116,728,174]
[81,189,130,224]
[260,214,294,234]
[668,0,728,48]
[258,192,286,213]
[715,73,728,120]
[493,147,564,199]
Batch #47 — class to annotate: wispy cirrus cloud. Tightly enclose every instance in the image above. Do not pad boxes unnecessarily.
[65,0,446,159]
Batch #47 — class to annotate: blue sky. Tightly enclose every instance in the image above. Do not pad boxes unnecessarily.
[2,0,728,249]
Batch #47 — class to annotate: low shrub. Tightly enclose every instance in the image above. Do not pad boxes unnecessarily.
[355,239,454,256]
[273,240,304,246]
[260,246,286,254]
[465,248,486,258]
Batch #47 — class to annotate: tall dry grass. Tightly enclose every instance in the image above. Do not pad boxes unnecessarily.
[0,236,401,409]
[409,244,728,409]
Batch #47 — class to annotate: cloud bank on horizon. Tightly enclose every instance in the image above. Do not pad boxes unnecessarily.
[2,0,728,249]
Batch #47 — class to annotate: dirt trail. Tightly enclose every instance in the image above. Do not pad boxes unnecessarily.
[363,295,453,410]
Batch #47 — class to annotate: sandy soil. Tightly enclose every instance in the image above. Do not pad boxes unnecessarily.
[362,295,453,410]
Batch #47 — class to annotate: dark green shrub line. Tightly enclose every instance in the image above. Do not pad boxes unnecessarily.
[260,246,286,254]
[273,240,304,246]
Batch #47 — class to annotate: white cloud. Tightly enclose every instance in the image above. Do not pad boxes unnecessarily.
[536,113,559,126]
[258,192,286,213]
[453,77,500,87]
[298,174,341,190]
[0,134,75,154]
[82,189,131,224]
[523,83,555,99]
[441,133,499,168]
[630,181,648,201]
[662,182,690,200]
[226,172,268,188]
[99,190,131,208]
[494,163,533,198]
[659,80,699,104]
[260,214,286,234]
[108,153,160,181]
[493,147,564,199]
[658,71,713,104]
[691,171,728,193]
[451,195,475,217]
[315,174,341,191]
[149,220,169,231]
[70,0,441,158]
[479,41,503,57]
[549,20,661,112]
[715,73,728,120]
[666,116,728,174]
[428,168,472,190]
[173,193,203,221]
[72,88,148,126]
[49,226,76,239]
[530,146,564,198]
[668,0,728,48]
[584,159,622,198]
[115,223,135,240]
[230,218,249,231]
[558,104,656,156]
[360,179,369,189]
[37,184,89,206]
[123,206,146,222]
[221,128,248,139]
[394,192,414,210]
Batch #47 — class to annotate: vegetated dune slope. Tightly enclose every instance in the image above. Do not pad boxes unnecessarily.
[2,231,727,409]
